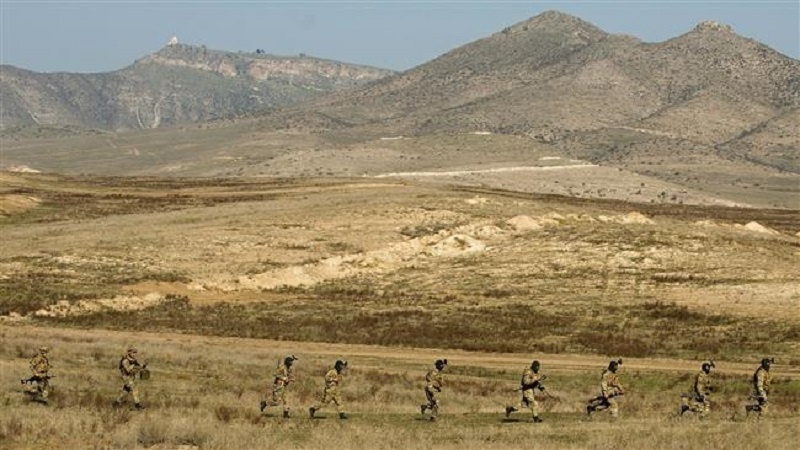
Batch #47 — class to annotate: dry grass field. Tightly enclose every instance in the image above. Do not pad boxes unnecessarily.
[1,173,799,449]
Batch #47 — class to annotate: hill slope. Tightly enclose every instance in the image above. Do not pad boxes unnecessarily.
[0,43,393,130]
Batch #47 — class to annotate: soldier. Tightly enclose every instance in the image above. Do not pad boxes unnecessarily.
[745,357,773,417]
[420,358,447,422]
[680,361,715,417]
[114,347,146,410]
[261,355,298,418]
[309,359,348,419]
[26,347,51,404]
[587,358,625,419]
[505,359,546,423]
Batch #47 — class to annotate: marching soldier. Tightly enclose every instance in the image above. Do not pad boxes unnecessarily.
[114,347,147,410]
[587,358,625,419]
[261,355,298,418]
[26,346,51,404]
[746,358,773,417]
[680,361,715,417]
[420,358,447,422]
[505,359,546,423]
[309,359,348,419]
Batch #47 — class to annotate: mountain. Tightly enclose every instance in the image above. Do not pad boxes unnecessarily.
[0,43,393,130]
[2,12,798,209]
[265,12,799,157]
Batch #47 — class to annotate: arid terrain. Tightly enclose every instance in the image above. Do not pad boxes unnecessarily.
[0,173,798,449]
[1,9,799,449]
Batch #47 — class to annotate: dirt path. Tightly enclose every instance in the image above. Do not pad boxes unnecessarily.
[374,164,597,178]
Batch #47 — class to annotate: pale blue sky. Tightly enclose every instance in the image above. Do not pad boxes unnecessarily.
[1,1,798,73]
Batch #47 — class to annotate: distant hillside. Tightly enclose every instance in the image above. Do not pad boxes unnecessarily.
[264,12,799,169]
[0,43,393,130]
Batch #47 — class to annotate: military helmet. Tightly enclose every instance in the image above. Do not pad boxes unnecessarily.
[761,357,773,369]
[334,359,348,371]
[435,358,448,370]
[531,360,541,372]
[39,346,49,353]
[127,347,138,355]
[702,360,715,373]
[284,354,298,366]
[608,358,623,372]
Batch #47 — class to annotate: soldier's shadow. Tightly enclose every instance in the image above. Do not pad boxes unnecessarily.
[501,418,522,423]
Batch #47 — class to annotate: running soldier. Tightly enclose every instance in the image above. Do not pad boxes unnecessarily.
[680,361,715,417]
[114,347,147,410]
[25,347,51,404]
[745,358,773,417]
[309,359,348,419]
[587,358,625,419]
[420,359,447,422]
[505,359,547,422]
[261,355,298,418]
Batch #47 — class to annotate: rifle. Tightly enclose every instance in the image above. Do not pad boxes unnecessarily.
[516,375,548,391]
[21,375,55,385]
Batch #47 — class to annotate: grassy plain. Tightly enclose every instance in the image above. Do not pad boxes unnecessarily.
[1,325,799,450]
[1,173,799,449]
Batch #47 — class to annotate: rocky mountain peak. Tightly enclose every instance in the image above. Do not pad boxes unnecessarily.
[692,20,735,34]
[517,10,607,39]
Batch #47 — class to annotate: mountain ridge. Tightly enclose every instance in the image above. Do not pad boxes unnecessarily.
[0,43,394,130]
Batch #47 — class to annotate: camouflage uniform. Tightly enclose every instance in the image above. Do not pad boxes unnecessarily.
[420,359,447,421]
[28,347,51,402]
[587,360,624,419]
[261,355,297,417]
[115,348,145,409]
[310,360,347,419]
[746,359,772,417]
[505,360,545,422]
[682,363,713,417]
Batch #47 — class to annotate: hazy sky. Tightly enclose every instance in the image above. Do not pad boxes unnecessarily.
[2,1,798,73]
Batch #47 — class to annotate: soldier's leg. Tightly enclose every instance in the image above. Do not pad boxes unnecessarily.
[701,398,710,417]
[260,385,271,412]
[269,385,283,407]
[116,381,132,404]
[608,397,619,419]
[277,387,290,416]
[591,397,611,411]
[40,377,49,400]
[332,390,344,413]
[688,397,705,414]
[530,397,540,421]
[310,390,331,416]
[429,391,439,420]
[130,381,141,405]
[758,397,768,417]
[331,390,347,419]
[422,388,434,414]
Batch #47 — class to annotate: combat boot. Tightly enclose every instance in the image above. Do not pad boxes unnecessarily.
[259,401,267,413]
[679,404,690,416]
[531,416,543,423]
[309,407,316,418]
[505,406,516,418]
[339,412,348,420]
[283,410,291,419]
[134,403,145,411]
[420,404,427,415]
[586,404,594,416]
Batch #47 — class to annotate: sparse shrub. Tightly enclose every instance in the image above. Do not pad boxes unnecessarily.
[214,405,240,423]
